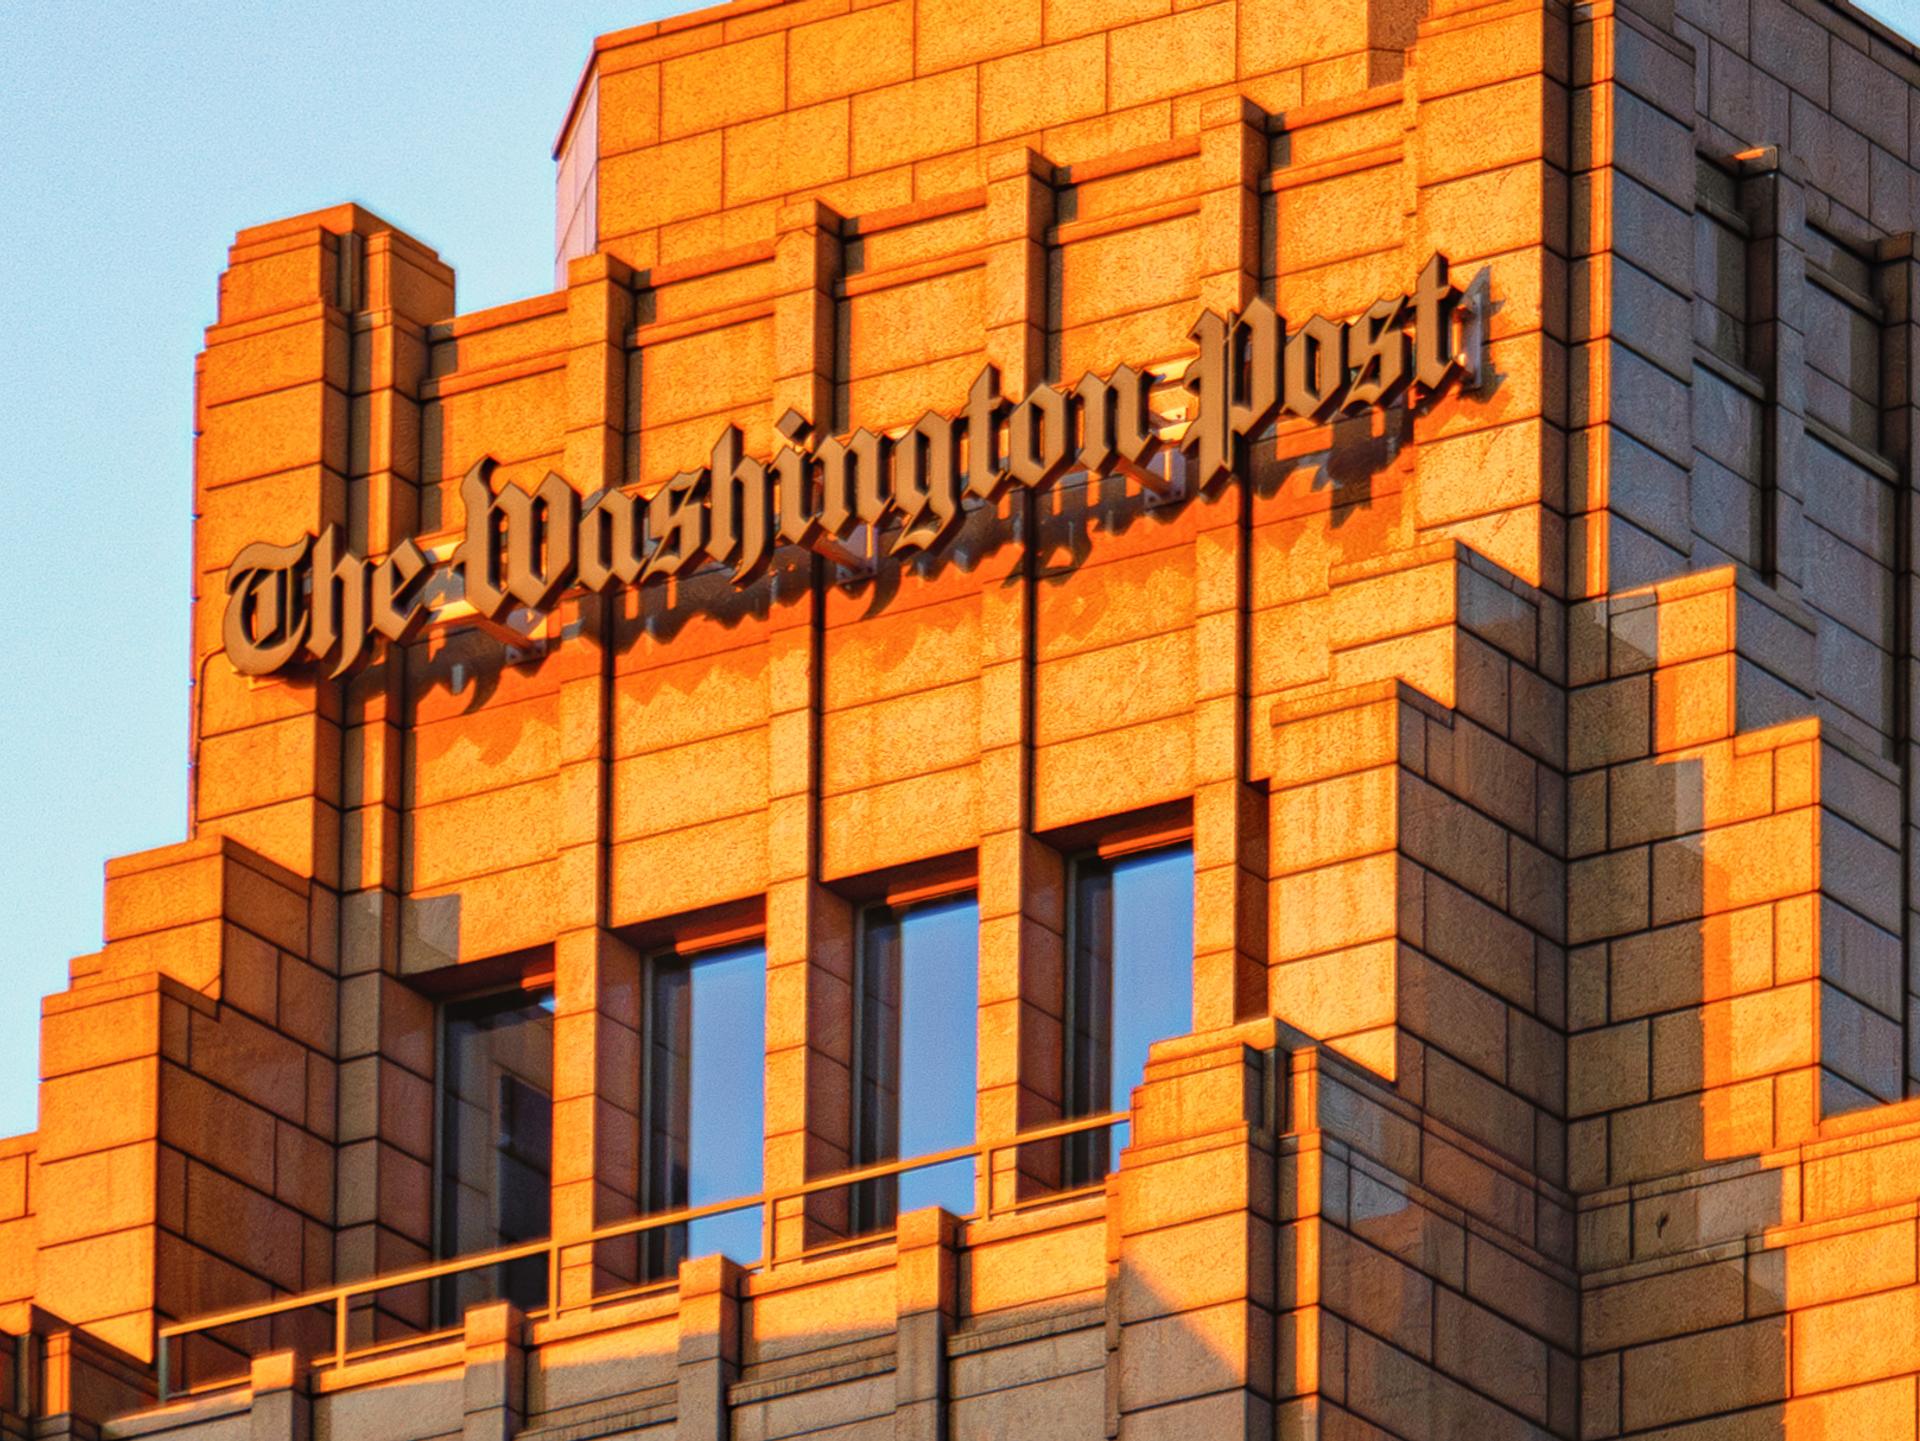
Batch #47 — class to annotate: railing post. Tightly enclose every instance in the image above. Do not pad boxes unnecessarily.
[675,1257,743,1441]
[248,1350,311,1441]
[155,1111,1139,1396]
[894,1208,960,1441]
[461,1302,526,1441]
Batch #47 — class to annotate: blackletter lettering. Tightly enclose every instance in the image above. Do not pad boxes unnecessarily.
[1074,365,1162,486]
[643,467,708,582]
[893,409,964,554]
[458,459,579,620]
[577,488,643,590]
[964,365,1009,501]
[1008,382,1071,489]
[707,426,775,584]
[1283,315,1347,422]
[512,473,579,612]
[1230,297,1282,440]
[1346,296,1410,411]
[223,259,1480,680]
[307,524,371,678]
[819,429,891,538]
[223,536,310,676]
[1182,310,1231,489]
[1414,252,1462,395]
[372,538,432,645]
[773,410,821,550]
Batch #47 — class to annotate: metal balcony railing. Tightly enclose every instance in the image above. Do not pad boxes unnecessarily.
[155,1109,1127,1403]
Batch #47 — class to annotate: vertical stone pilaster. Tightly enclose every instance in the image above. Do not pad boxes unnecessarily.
[562,252,635,498]
[552,256,642,1307]
[766,198,854,1262]
[333,221,453,1344]
[893,1209,959,1441]
[1195,98,1263,316]
[1411,0,1570,597]
[1193,99,1268,1031]
[977,143,1059,1213]
[1271,1053,1329,1436]
[977,827,1065,1213]
[550,929,641,1305]
[674,1256,742,1441]
[193,213,354,886]
[975,467,1052,1214]
[341,227,445,936]
[1877,236,1920,1097]
[1566,1,1698,597]
[773,201,841,433]
[977,697,1060,1212]
[247,1351,310,1441]
[1740,148,1810,599]
[1110,1027,1277,1440]
[460,1302,525,1441]
[352,227,451,554]
[763,603,854,1260]
[983,147,1052,400]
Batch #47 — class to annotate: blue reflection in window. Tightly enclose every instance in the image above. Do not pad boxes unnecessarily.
[852,895,978,1228]
[1066,845,1194,1180]
[437,987,556,1322]
[645,942,765,1273]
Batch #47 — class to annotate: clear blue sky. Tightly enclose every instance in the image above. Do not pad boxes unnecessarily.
[0,0,677,1139]
[1,0,1919,1146]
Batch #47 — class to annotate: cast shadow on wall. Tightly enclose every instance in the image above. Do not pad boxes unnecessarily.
[388,283,1508,716]
[1556,592,1833,1437]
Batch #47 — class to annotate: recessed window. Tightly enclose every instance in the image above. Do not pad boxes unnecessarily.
[642,942,766,1278]
[436,987,555,1320]
[1064,844,1194,1183]
[851,895,978,1230]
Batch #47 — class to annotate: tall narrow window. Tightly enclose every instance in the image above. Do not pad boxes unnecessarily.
[437,987,556,1322]
[1064,844,1194,1183]
[851,895,978,1230]
[642,942,766,1279]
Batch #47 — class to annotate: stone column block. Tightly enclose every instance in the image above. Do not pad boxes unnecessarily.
[249,1350,311,1441]
[461,1302,526,1441]
[675,1256,743,1441]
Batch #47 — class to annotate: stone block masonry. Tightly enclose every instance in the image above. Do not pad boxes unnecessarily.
[12,0,1920,1436]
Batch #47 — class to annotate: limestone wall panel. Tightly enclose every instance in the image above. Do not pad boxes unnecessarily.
[404,863,560,967]
[963,1215,1105,1316]
[409,702,560,811]
[1055,212,1201,377]
[612,730,771,838]
[949,1365,1103,1441]
[527,1314,676,1413]
[610,813,768,925]
[427,301,568,378]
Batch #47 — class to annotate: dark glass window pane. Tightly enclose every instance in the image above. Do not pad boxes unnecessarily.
[437,988,555,1322]
[644,943,765,1277]
[1065,845,1193,1182]
[852,895,977,1230]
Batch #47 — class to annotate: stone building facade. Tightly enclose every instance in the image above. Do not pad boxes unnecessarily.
[9,0,1920,1434]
